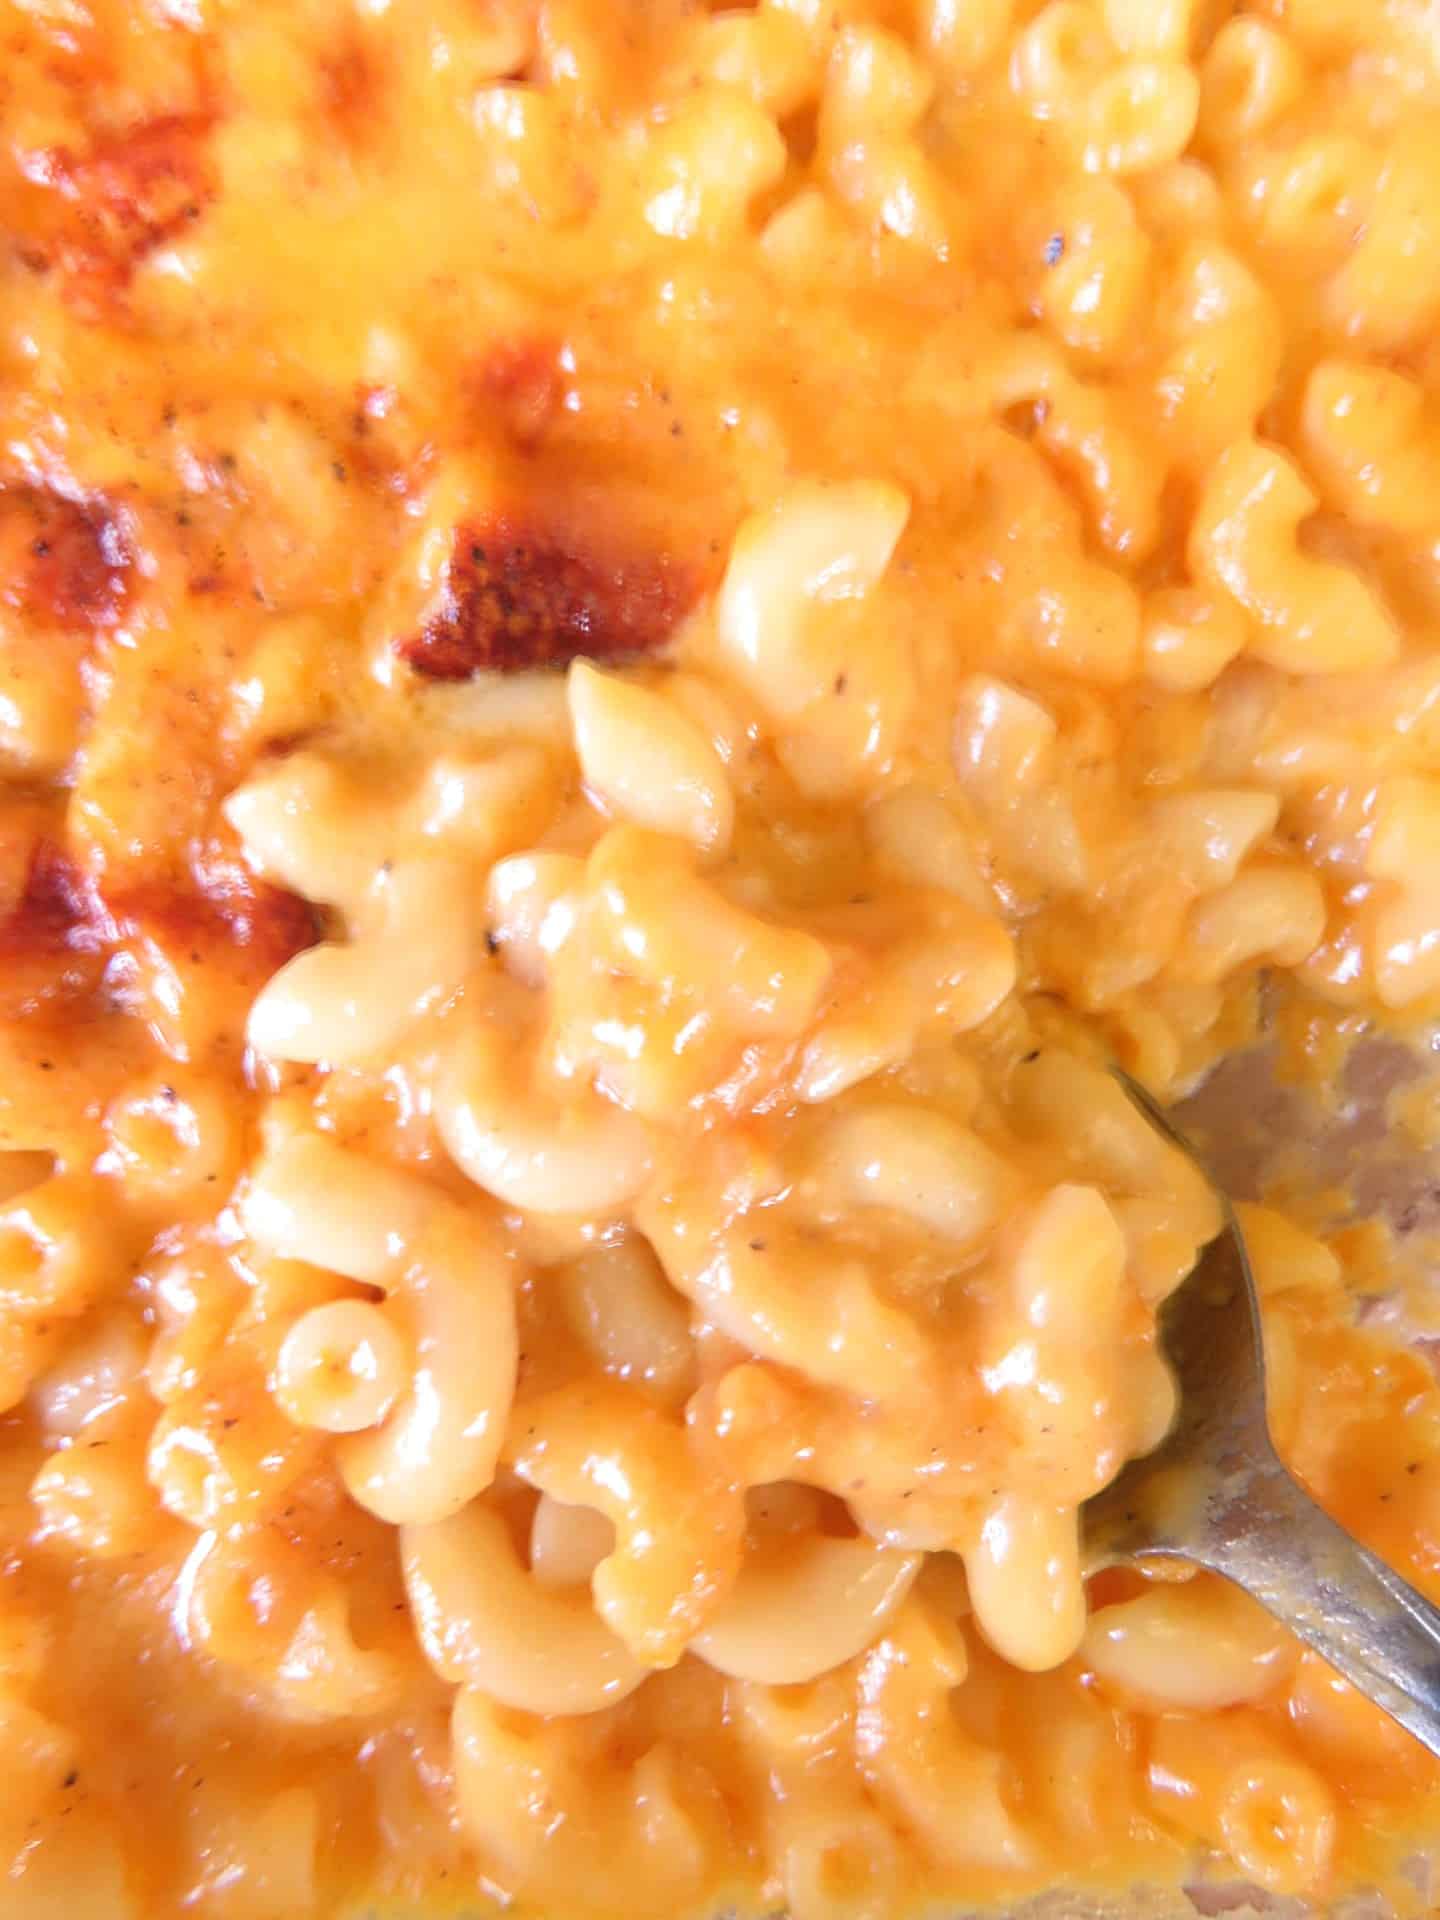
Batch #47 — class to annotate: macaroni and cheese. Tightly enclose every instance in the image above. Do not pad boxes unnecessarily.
[2,0,1440,1915]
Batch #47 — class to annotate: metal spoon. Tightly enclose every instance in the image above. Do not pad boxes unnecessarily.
[1083,1067,1440,1758]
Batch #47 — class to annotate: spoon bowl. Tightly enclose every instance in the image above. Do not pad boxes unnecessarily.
[1084,1068,1440,1757]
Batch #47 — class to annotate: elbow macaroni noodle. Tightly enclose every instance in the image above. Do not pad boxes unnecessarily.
[4,1,1440,1916]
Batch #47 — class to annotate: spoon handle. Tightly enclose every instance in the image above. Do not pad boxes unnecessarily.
[1201,1450,1440,1760]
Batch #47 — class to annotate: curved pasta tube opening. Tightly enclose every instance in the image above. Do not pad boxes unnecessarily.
[1188,438,1398,675]
[338,1208,519,1526]
[402,1501,646,1715]
[437,1017,655,1218]
[639,1189,935,1406]
[0,1173,116,1319]
[248,856,478,1067]
[274,1298,409,1434]
[505,1381,746,1668]
[183,1530,410,1724]
[529,1491,617,1589]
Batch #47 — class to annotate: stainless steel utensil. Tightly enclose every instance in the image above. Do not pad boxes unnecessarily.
[1084,1067,1440,1758]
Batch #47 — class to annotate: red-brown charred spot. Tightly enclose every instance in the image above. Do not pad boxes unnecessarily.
[90,848,321,1055]
[108,867,322,980]
[474,340,564,450]
[320,37,383,147]
[0,839,108,1016]
[0,842,105,958]
[61,114,212,249]
[22,115,215,303]
[396,517,696,680]
[215,877,324,975]
[0,487,132,630]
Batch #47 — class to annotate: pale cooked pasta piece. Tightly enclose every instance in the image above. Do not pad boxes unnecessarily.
[1082,1578,1294,1710]
[403,1501,646,1714]
[1172,863,1327,985]
[667,3,815,116]
[1146,789,1279,891]
[436,1014,656,1217]
[1102,0,1194,59]
[483,850,585,987]
[171,1782,323,1919]
[182,1529,410,1723]
[862,784,991,909]
[241,1133,435,1284]
[568,661,734,855]
[714,482,914,792]
[243,1132,517,1522]
[583,825,833,1039]
[730,1664,855,1758]
[640,1180,935,1404]
[467,87,588,226]
[1301,359,1440,536]
[1188,438,1399,674]
[451,1686,712,1901]
[504,1379,745,1667]
[1007,1182,1127,1337]
[1325,117,1440,352]
[410,743,557,856]
[1199,17,1305,143]
[820,25,952,256]
[795,898,1015,1103]
[768,1782,907,1920]
[693,1534,920,1683]
[1032,176,1151,360]
[1366,774,1440,1006]
[0,1173,117,1320]
[922,0,1014,71]
[1140,585,1248,692]
[30,1405,160,1558]
[337,1205,519,1525]
[248,855,479,1066]
[856,1593,1033,1870]
[1005,1050,1220,1256]
[1080,59,1198,177]
[223,751,383,916]
[555,1237,696,1400]
[1148,1715,1338,1895]
[1219,1760,1338,1895]
[963,1494,1087,1672]
[272,1299,408,1434]
[819,1102,1013,1245]
[639,87,787,241]
[31,1309,146,1437]
[1010,2,1110,122]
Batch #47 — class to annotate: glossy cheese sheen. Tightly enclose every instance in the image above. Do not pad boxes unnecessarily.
[2,2,1440,1918]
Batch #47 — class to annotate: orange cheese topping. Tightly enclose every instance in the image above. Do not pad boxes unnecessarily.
[3,3,1440,1917]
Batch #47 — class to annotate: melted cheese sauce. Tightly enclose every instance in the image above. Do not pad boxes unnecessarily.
[3,1,1440,1916]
